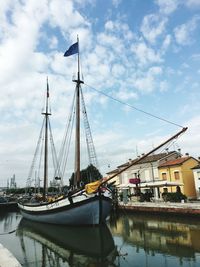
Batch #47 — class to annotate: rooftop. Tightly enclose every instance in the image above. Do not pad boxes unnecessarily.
[158,156,191,168]
[117,151,178,168]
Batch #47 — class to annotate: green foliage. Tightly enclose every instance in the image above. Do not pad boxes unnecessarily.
[70,164,102,186]
[48,187,57,192]
[162,192,187,202]
[6,188,26,194]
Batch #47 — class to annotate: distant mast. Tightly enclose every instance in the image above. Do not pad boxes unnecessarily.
[42,77,51,200]
[73,36,84,188]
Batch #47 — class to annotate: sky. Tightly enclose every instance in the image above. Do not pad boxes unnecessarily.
[0,0,200,187]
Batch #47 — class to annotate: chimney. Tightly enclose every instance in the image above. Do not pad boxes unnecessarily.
[178,148,182,157]
[185,152,189,157]
[165,148,169,154]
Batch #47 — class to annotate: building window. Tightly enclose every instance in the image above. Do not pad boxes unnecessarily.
[162,173,167,180]
[174,171,180,180]
[197,171,200,180]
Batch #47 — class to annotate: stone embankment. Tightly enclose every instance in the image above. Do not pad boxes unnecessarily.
[118,201,200,216]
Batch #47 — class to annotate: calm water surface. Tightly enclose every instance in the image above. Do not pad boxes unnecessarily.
[0,211,200,267]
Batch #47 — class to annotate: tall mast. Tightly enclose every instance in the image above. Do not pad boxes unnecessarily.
[42,77,51,200]
[73,36,84,188]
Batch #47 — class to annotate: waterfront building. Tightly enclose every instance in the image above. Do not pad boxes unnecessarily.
[192,164,200,199]
[158,155,199,199]
[106,151,181,199]
[116,151,180,185]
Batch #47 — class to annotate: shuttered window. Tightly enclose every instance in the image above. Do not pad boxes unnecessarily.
[174,171,180,180]
[162,173,167,180]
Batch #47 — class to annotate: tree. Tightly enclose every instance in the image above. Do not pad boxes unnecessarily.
[69,164,102,186]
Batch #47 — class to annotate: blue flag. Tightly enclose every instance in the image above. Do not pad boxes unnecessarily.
[64,42,78,57]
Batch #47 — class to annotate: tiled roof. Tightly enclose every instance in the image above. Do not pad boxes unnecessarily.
[117,152,176,168]
[158,156,190,168]
[106,168,119,175]
[191,164,200,170]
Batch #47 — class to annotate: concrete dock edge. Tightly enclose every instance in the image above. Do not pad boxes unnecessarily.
[0,243,21,267]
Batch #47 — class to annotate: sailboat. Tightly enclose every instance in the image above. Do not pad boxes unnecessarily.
[18,39,112,225]
[18,38,188,225]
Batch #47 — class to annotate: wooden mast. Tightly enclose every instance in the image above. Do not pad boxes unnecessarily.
[74,36,84,188]
[42,77,51,200]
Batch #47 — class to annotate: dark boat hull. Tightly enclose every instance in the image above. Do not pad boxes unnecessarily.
[0,202,18,212]
[18,194,112,225]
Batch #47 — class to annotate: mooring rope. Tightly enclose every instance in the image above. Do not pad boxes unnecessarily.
[0,229,16,235]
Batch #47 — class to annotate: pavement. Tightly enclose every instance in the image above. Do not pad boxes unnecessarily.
[0,243,21,267]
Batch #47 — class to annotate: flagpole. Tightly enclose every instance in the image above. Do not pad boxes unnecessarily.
[42,77,51,200]
[77,35,80,82]
[64,38,83,188]
[75,35,83,188]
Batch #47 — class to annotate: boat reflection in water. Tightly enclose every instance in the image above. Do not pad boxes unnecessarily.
[109,213,200,266]
[17,219,117,267]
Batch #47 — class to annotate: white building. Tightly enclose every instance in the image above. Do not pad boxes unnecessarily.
[192,164,200,199]
[117,151,181,185]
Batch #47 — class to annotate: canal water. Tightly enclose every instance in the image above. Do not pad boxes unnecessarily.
[0,211,200,267]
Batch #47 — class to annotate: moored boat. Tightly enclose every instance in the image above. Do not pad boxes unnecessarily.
[18,38,112,225]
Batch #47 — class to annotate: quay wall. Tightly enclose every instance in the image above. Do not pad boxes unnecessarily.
[118,201,200,217]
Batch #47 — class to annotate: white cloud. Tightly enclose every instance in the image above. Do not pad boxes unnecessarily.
[191,53,200,61]
[155,0,180,15]
[160,80,169,92]
[0,0,200,185]
[179,116,200,157]
[49,36,58,49]
[104,20,134,41]
[112,0,122,8]
[115,89,138,102]
[141,14,168,44]
[49,0,88,31]
[185,0,200,8]
[133,66,163,93]
[111,64,126,77]
[161,34,171,51]
[131,41,162,66]
[174,15,200,45]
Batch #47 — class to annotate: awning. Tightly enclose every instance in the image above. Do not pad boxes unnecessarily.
[116,180,183,189]
[138,180,183,188]
[116,183,136,189]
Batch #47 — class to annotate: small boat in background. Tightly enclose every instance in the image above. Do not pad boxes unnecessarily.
[0,196,18,212]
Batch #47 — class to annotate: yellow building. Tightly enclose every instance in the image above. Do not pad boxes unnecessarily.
[158,156,199,199]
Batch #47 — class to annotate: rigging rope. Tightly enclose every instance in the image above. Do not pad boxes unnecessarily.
[80,87,99,169]
[26,118,45,189]
[49,119,63,185]
[130,137,182,178]
[56,90,76,179]
[84,83,184,128]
